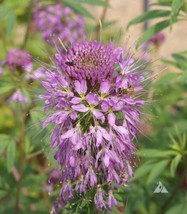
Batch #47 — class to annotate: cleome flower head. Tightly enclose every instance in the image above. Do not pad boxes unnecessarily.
[40,40,146,212]
[56,41,119,85]
[33,3,86,46]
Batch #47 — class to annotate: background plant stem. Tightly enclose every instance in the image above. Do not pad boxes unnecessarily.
[22,0,34,48]
[15,109,26,214]
[95,0,110,40]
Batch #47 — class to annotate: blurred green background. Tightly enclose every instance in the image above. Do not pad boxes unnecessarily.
[0,0,187,213]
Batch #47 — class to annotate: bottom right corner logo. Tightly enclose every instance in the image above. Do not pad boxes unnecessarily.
[153,181,168,193]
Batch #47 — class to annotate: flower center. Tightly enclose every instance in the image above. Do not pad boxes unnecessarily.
[61,41,118,84]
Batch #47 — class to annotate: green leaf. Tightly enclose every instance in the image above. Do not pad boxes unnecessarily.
[171,0,183,23]
[0,85,14,96]
[0,5,11,20]
[102,20,117,29]
[137,149,177,158]
[6,11,16,35]
[77,0,109,6]
[62,0,94,19]
[153,73,179,86]
[24,136,33,155]
[166,202,187,214]
[136,20,170,48]
[170,154,182,177]
[127,10,170,28]
[134,160,156,179]
[0,134,11,151]
[161,58,179,68]
[147,159,169,184]
[172,53,187,72]
[6,140,16,172]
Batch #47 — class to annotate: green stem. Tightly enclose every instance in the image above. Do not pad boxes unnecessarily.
[0,28,7,54]
[14,110,26,214]
[22,0,34,48]
[95,0,110,40]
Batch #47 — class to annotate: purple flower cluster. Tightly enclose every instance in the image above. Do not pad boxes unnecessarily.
[148,32,165,46]
[7,49,32,72]
[33,3,86,46]
[40,41,145,212]
[2,49,47,103]
[9,90,28,103]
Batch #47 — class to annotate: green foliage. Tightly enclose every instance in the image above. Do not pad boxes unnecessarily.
[0,5,16,35]
[136,20,170,48]
[127,10,171,28]
[128,0,186,47]
[61,0,109,19]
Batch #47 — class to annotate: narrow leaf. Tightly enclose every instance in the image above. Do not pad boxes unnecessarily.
[137,149,177,158]
[171,0,183,23]
[6,140,16,172]
[62,0,94,19]
[136,20,170,48]
[127,10,170,28]
[161,58,179,68]
[134,160,156,179]
[77,0,109,6]
[0,134,11,151]
[0,6,11,20]
[147,159,169,184]
[170,154,182,177]
[153,73,179,86]
[6,11,16,35]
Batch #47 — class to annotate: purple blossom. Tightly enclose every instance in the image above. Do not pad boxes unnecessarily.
[25,67,47,80]
[33,3,86,46]
[9,90,28,103]
[108,190,118,209]
[58,41,120,84]
[94,187,107,211]
[148,32,165,46]
[6,49,32,72]
[39,40,146,211]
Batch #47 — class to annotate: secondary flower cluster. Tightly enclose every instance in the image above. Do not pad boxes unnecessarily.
[2,49,46,103]
[148,32,165,47]
[33,3,86,46]
[40,41,145,212]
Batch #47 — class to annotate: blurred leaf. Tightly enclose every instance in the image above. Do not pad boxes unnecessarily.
[0,84,15,96]
[153,73,180,85]
[77,0,109,6]
[166,202,187,214]
[62,0,94,19]
[170,154,182,177]
[161,58,179,68]
[162,51,187,72]
[127,10,170,28]
[6,140,16,172]
[102,20,117,29]
[171,0,183,23]
[5,0,29,9]
[24,136,33,155]
[6,10,16,35]
[136,20,170,48]
[137,149,177,158]
[147,159,169,184]
[0,134,11,151]
[0,5,11,20]
[134,160,156,179]
[172,53,187,72]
